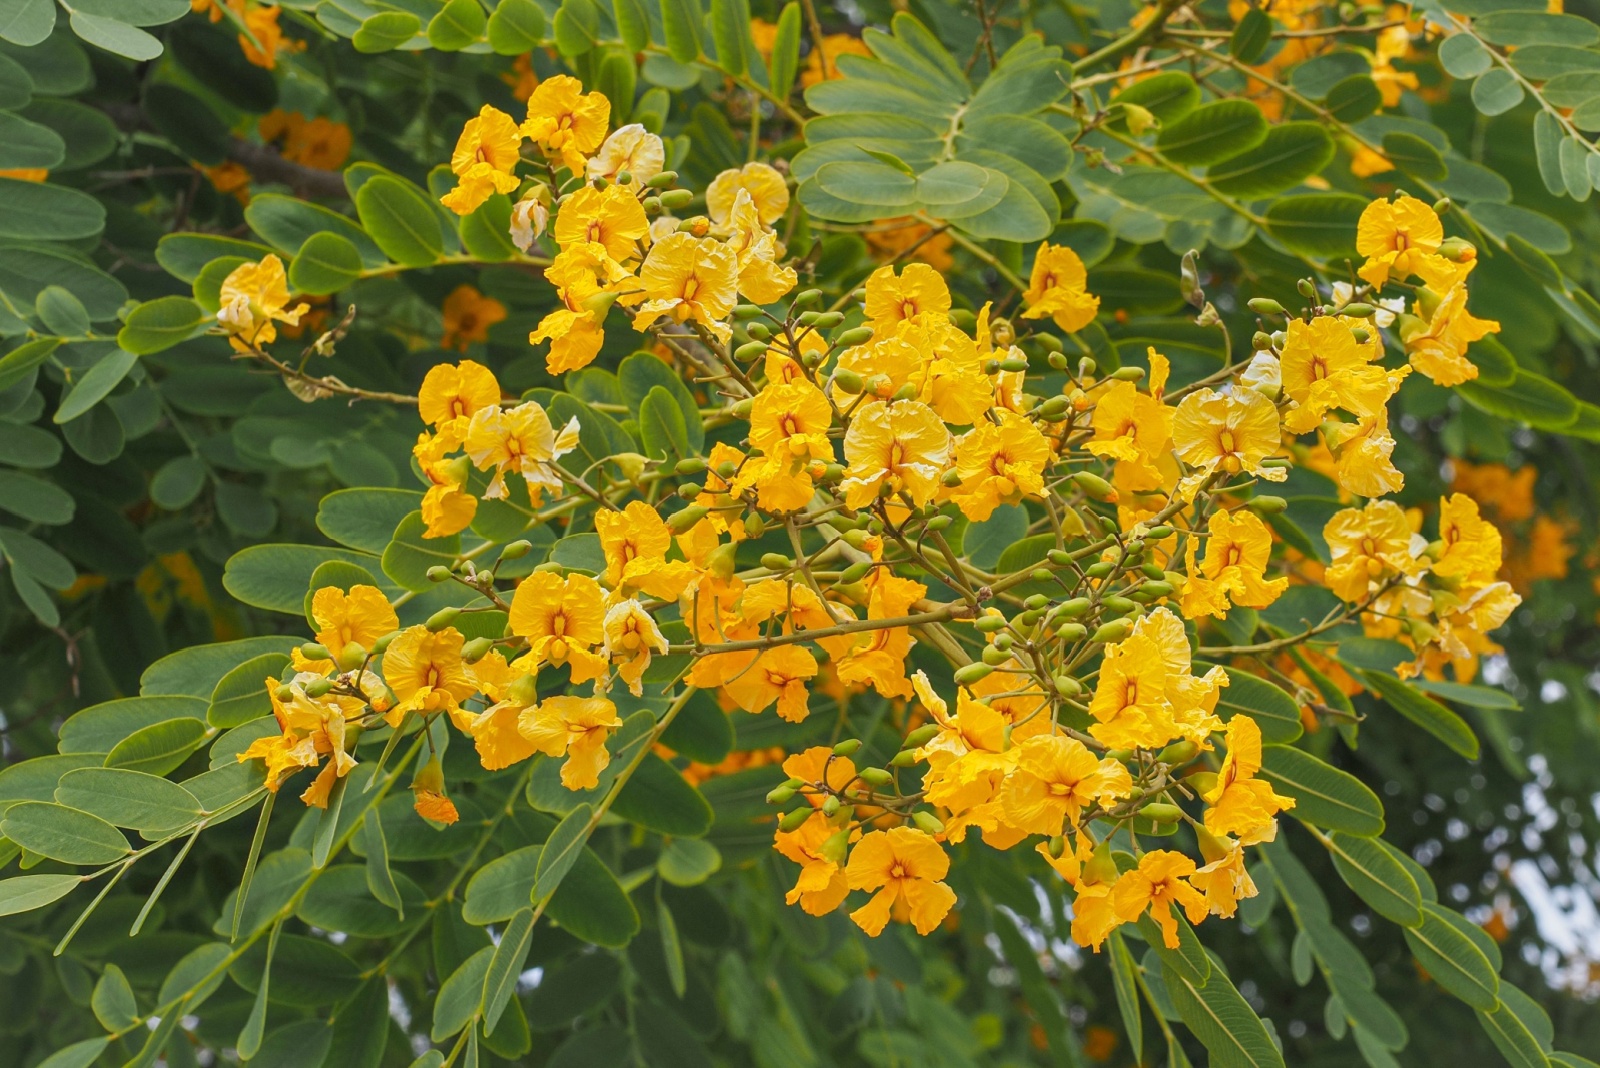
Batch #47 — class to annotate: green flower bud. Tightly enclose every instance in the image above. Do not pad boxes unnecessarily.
[338,643,367,671]
[735,340,769,362]
[304,677,334,698]
[982,644,1010,666]
[858,767,893,788]
[1247,297,1285,316]
[426,607,461,632]
[835,326,874,347]
[766,784,797,805]
[667,505,709,534]
[954,662,995,686]
[832,738,862,756]
[645,170,679,189]
[903,724,940,748]
[1092,620,1131,643]
[745,322,772,341]
[1071,470,1117,501]
[760,552,793,571]
[300,642,330,661]
[779,807,813,831]
[911,811,945,836]
[426,565,452,583]
[1250,495,1287,513]
[975,614,1008,633]
[461,636,496,663]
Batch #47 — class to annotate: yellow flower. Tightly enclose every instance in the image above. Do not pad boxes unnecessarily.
[743,380,835,512]
[1088,632,1178,750]
[724,189,797,304]
[508,571,608,684]
[238,2,289,69]
[1111,850,1209,949]
[520,74,610,174]
[381,625,477,724]
[725,645,818,722]
[411,756,459,825]
[1040,838,1123,950]
[217,255,308,352]
[840,400,951,510]
[1325,406,1405,498]
[1087,354,1172,488]
[441,105,524,215]
[595,500,700,600]
[1202,715,1295,843]
[1000,734,1132,836]
[1171,387,1286,498]
[1180,508,1287,618]
[1324,501,1421,602]
[949,411,1050,522]
[305,584,397,669]
[283,116,351,172]
[440,285,508,352]
[705,161,789,226]
[1434,493,1503,585]
[845,827,957,936]
[601,598,669,696]
[1356,195,1466,290]
[586,123,666,186]
[831,574,924,700]
[1402,283,1499,387]
[1188,835,1258,919]
[1021,244,1099,333]
[621,233,739,345]
[774,810,850,916]
[1279,315,1394,435]
[553,183,650,264]
[530,242,630,375]
[413,430,477,538]
[418,359,502,446]
[1135,608,1227,745]
[518,694,621,790]
[464,399,581,504]
[863,263,950,331]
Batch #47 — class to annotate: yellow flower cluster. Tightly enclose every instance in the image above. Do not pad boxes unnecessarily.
[224,95,1517,948]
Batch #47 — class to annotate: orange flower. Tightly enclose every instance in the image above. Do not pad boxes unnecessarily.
[1022,244,1099,333]
[508,571,608,684]
[840,400,950,510]
[440,285,508,352]
[724,645,817,722]
[774,810,850,915]
[518,695,621,789]
[845,827,957,936]
[1111,849,1209,948]
[595,501,698,600]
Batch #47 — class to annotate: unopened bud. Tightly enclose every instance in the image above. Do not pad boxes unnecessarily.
[426,565,452,583]
[735,340,768,362]
[760,552,792,571]
[658,189,695,211]
[1186,770,1219,795]
[766,784,797,805]
[889,748,919,767]
[300,642,330,661]
[911,811,945,836]
[999,356,1029,373]
[793,288,823,307]
[813,311,845,329]
[646,170,678,189]
[832,738,862,756]
[667,505,709,534]
[732,303,764,320]
[338,642,367,671]
[1071,470,1117,502]
[982,644,1010,666]
[743,513,765,538]
[975,614,1008,633]
[1247,297,1285,316]
[835,326,874,347]
[1111,366,1144,382]
[461,636,495,663]
[1340,302,1375,318]
[1092,620,1131,643]
[426,607,461,632]
[832,368,863,394]
[499,539,533,562]
[1054,674,1082,697]
[904,724,940,748]
[1084,560,1115,579]
[1141,802,1183,825]
[1249,495,1287,514]
[954,662,995,686]
[304,677,334,699]
[858,767,893,787]
[1056,623,1087,642]
[1157,739,1198,766]
[778,807,812,832]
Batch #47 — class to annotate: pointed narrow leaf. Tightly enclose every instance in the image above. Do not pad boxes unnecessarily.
[1361,670,1479,759]
[1325,831,1422,926]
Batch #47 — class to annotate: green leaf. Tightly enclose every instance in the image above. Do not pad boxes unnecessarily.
[69,12,162,60]
[618,352,704,450]
[0,527,73,588]
[1512,43,1600,79]
[142,636,300,698]
[433,946,492,1040]
[660,0,702,63]
[1359,670,1479,759]
[639,385,691,460]
[298,865,417,937]
[0,336,59,392]
[58,694,206,753]
[1382,131,1446,180]
[105,718,208,776]
[1157,100,1268,166]
[459,193,518,262]
[710,0,750,76]
[1480,11,1600,46]
[768,2,801,100]
[0,176,103,241]
[225,544,393,614]
[356,176,444,267]
[1162,963,1286,1068]
[55,347,136,424]
[612,754,713,836]
[1479,999,1553,1068]
[482,907,536,1031]
[1403,903,1500,1010]
[316,487,421,554]
[91,962,138,1030]
[119,297,207,355]
[0,0,55,46]
[1205,664,1303,744]
[208,652,289,729]
[1111,71,1200,126]
[1137,912,1210,989]
[289,232,364,295]
[1260,745,1385,835]
[362,808,404,917]
[428,0,486,50]
[1230,7,1271,63]
[0,469,73,524]
[1265,193,1366,256]
[1324,75,1382,122]
[0,110,60,169]
[1472,68,1525,116]
[1325,831,1422,926]
[246,194,385,266]
[1440,32,1494,77]
[657,692,732,764]
[657,837,722,886]
[1458,370,1578,430]
[553,0,600,57]
[1109,931,1144,1065]
[488,0,544,53]
[534,803,595,901]
[1534,111,1565,195]
[168,19,278,112]
[658,897,687,997]
[54,767,201,832]
[1412,679,1520,710]
[353,11,421,52]
[34,1038,110,1068]
[383,510,459,592]
[611,0,649,53]
[1,800,129,864]
[151,455,207,510]
[0,872,80,916]
[144,84,229,165]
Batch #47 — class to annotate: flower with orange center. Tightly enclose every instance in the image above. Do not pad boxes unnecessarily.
[1402,282,1500,387]
[553,183,651,263]
[442,105,524,215]
[845,827,957,936]
[621,232,739,344]
[724,189,797,304]
[724,644,818,722]
[1000,733,1133,836]
[530,241,631,375]
[440,285,508,352]
[595,500,700,601]
[1171,386,1286,498]
[381,625,477,725]
[1021,244,1100,333]
[774,810,852,915]
[1180,508,1287,619]
[1187,832,1258,918]
[949,410,1050,522]
[1038,836,1124,950]
[417,359,501,447]
[1278,315,1396,435]
[1325,405,1405,498]
[518,694,622,789]
[413,430,478,538]
[520,74,610,174]
[1202,715,1295,843]
[862,262,950,331]
[300,584,398,672]
[463,399,581,504]
[743,379,835,512]
[839,400,950,510]
[1433,493,1504,586]
[601,598,669,696]
[705,161,789,226]
[1323,500,1421,602]
[1111,849,1210,948]
[1087,632,1179,751]
[1087,351,1172,489]
[832,574,925,700]
[508,571,608,684]
[1355,195,1468,291]
[216,255,308,353]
